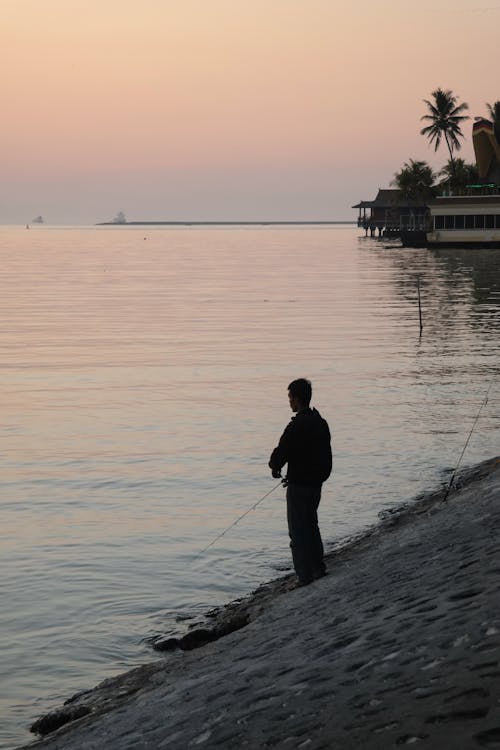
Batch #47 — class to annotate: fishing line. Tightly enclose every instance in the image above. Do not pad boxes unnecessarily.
[416,275,496,502]
[199,479,285,554]
[443,376,495,502]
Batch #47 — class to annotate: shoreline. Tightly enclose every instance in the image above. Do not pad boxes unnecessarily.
[19,455,500,749]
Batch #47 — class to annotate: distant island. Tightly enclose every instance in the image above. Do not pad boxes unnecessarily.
[97,211,354,227]
[96,220,355,226]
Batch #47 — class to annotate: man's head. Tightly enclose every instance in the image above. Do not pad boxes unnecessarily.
[288,378,312,412]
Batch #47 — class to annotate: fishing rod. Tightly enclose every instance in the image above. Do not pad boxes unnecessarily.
[443,376,495,502]
[199,478,285,554]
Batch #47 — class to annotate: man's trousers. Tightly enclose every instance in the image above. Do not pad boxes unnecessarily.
[286,483,325,584]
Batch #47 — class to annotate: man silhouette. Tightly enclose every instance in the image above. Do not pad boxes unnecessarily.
[269,379,332,586]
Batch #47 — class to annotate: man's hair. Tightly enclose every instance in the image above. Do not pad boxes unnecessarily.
[288,378,312,406]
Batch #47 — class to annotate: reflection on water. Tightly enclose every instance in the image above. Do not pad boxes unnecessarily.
[0,226,498,748]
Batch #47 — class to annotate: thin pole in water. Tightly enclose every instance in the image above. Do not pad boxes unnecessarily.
[417,275,423,334]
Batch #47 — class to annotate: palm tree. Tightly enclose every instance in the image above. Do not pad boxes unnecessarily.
[420,88,469,179]
[486,100,500,144]
[392,159,436,203]
[439,158,478,194]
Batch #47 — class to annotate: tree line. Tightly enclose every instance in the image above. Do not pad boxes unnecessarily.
[392,89,500,203]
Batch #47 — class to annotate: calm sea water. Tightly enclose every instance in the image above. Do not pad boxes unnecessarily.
[1,225,499,748]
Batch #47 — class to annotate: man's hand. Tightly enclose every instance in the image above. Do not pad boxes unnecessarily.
[271,468,282,479]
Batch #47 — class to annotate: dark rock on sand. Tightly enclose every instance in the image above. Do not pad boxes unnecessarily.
[30,707,91,736]
[153,612,250,651]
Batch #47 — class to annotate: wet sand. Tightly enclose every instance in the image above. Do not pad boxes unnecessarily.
[19,456,500,749]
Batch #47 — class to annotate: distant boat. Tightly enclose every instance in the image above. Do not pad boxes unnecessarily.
[31,215,44,224]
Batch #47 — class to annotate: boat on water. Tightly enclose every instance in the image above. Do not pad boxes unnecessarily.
[401,118,500,248]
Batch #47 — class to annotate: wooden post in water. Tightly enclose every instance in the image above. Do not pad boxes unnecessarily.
[417,276,423,334]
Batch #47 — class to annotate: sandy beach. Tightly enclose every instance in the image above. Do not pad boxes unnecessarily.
[18,456,500,749]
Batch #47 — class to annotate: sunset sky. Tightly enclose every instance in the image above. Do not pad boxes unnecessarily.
[2,0,499,224]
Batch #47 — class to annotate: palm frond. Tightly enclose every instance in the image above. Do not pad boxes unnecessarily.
[420,88,469,171]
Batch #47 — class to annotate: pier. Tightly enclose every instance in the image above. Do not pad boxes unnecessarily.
[353,189,427,238]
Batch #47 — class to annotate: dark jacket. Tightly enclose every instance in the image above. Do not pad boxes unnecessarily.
[269,407,332,486]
